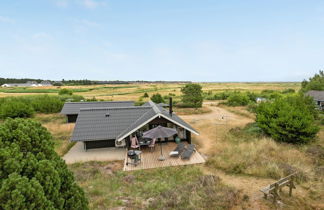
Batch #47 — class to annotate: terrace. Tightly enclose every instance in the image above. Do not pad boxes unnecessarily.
[123,142,205,171]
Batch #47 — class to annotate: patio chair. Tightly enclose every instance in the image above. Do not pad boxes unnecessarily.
[148,138,156,152]
[130,136,140,150]
[181,144,196,160]
[169,142,186,157]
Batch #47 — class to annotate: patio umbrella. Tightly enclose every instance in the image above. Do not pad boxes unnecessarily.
[143,125,177,161]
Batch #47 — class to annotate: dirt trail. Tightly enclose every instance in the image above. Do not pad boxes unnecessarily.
[179,103,273,209]
[180,102,253,154]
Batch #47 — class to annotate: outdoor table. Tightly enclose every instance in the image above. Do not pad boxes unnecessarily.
[139,139,151,146]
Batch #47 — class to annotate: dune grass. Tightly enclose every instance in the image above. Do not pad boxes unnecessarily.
[33,113,75,156]
[69,162,240,210]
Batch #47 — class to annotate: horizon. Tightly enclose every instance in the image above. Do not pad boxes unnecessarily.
[1,0,323,81]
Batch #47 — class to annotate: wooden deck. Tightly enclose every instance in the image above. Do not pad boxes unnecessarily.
[123,142,205,171]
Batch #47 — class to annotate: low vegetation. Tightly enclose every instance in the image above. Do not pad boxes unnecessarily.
[0,94,85,119]
[69,162,239,209]
[33,113,75,156]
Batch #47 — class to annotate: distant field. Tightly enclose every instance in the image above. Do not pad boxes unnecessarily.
[0,82,301,101]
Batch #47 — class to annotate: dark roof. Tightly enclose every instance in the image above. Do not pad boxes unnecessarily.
[60,101,134,115]
[306,90,324,101]
[71,101,199,142]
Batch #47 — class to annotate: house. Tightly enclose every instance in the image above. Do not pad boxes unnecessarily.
[1,83,36,87]
[60,101,135,123]
[70,101,199,150]
[1,80,52,87]
[40,80,52,86]
[306,90,324,110]
[256,97,267,103]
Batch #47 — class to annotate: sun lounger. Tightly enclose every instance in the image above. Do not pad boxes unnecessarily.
[169,142,185,157]
[181,144,196,159]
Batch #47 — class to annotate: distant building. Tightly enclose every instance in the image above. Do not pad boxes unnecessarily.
[256,97,267,103]
[1,81,52,88]
[40,80,52,86]
[306,90,324,110]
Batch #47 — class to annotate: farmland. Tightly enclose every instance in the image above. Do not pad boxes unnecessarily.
[1,82,323,209]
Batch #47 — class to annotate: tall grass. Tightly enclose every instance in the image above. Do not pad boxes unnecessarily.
[207,134,313,181]
[69,162,239,209]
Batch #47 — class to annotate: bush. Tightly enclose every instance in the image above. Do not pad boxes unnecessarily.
[30,95,64,113]
[181,84,203,108]
[59,94,85,102]
[282,88,295,94]
[0,99,34,118]
[226,92,250,106]
[256,95,319,144]
[150,93,165,103]
[301,70,324,91]
[0,118,88,209]
[59,88,73,95]
[143,92,149,98]
[0,94,85,118]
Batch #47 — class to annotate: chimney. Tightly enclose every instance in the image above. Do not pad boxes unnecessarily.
[169,97,173,115]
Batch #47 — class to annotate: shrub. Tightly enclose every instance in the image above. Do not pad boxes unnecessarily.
[30,95,64,113]
[59,88,73,95]
[143,92,149,98]
[181,84,203,108]
[0,118,88,209]
[301,70,324,91]
[59,94,85,102]
[282,88,295,94]
[0,99,34,118]
[211,91,232,100]
[150,93,165,103]
[0,94,85,118]
[226,92,250,106]
[256,95,319,144]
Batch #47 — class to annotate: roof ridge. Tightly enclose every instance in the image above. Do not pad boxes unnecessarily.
[116,108,156,140]
[66,101,134,104]
[80,106,151,111]
[148,101,161,114]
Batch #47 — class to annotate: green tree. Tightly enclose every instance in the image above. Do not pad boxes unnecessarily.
[143,92,149,98]
[256,95,319,144]
[301,70,324,91]
[58,88,73,95]
[181,84,203,108]
[0,119,88,209]
[150,93,165,103]
[0,99,34,118]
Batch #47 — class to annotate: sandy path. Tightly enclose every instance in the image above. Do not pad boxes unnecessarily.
[179,103,274,209]
[180,102,253,154]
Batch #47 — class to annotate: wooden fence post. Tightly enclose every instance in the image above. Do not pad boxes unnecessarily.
[289,176,294,196]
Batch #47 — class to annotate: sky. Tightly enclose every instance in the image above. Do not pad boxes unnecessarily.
[0,0,323,82]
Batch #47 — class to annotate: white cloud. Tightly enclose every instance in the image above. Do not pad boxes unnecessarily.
[32,32,52,40]
[80,0,106,9]
[0,16,15,23]
[55,0,69,8]
[80,19,100,27]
